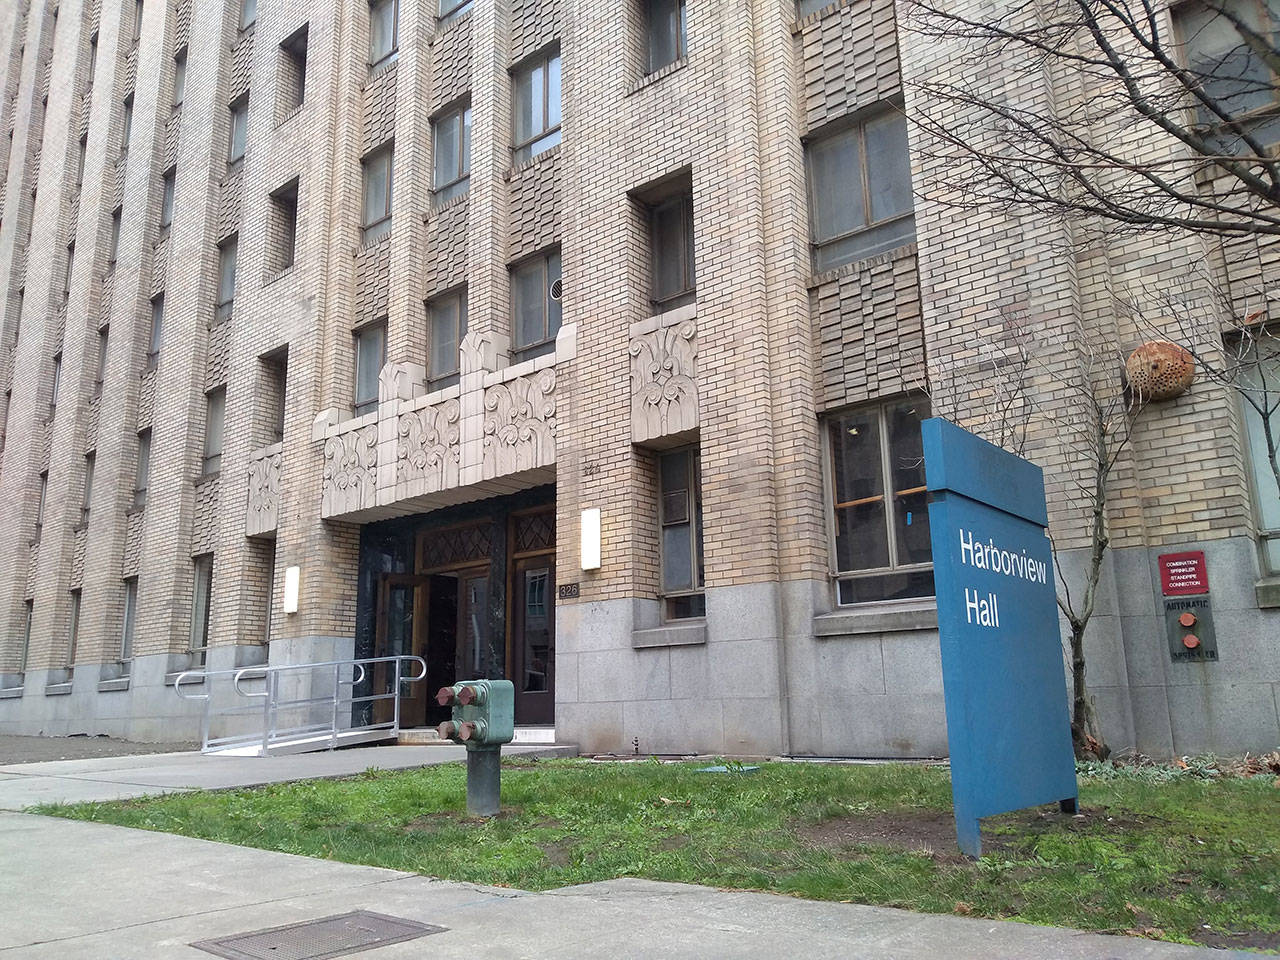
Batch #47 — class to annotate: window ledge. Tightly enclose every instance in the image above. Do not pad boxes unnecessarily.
[195,469,222,484]
[366,54,399,83]
[813,602,938,638]
[97,676,130,692]
[125,505,145,517]
[628,56,688,97]
[165,671,205,686]
[275,104,303,129]
[632,619,707,648]
[44,682,73,696]
[808,241,917,289]
[506,143,560,180]
[265,264,297,287]
[1256,578,1280,608]
[0,685,22,699]
[630,302,697,339]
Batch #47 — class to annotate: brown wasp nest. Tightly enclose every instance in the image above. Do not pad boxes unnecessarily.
[1125,340,1195,402]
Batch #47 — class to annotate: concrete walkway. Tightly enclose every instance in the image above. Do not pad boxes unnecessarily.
[0,810,1247,959]
[0,743,576,810]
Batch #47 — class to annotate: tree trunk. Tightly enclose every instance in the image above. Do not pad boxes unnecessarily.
[1069,621,1109,760]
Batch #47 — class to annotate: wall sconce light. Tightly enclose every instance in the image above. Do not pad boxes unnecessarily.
[283,566,300,614]
[580,508,601,571]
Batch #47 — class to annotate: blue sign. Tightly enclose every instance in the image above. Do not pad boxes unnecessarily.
[922,417,1077,858]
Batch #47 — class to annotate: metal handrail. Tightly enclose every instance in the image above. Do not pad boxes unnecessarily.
[171,655,428,756]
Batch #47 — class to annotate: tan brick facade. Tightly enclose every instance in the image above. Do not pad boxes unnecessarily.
[0,0,1275,756]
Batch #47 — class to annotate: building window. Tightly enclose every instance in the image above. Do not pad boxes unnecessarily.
[190,554,214,665]
[20,600,32,673]
[796,0,831,16]
[108,206,122,268]
[203,387,226,475]
[512,50,561,164]
[75,134,87,188]
[353,320,386,417]
[647,0,687,73]
[87,33,98,87]
[805,107,915,272]
[826,396,934,605]
[650,189,696,312]
[439,0,472,21]
[121,578,138,663]
[228,94,249,164]
[93,326,108,397]
[1175,0,1280,126]
[262,351,288,443]
[369,0,399,67]
[279,26,308,116]
[511,248,562,360]
[240,0,257,30]
[658,447,705,620]
[68,589,81,666]
[121,95,133,156]
[160,167,175,230]
[361,144,394,241]
[50,353,62,412]
[216,234,238,321]
[147,294,164,369]
[81,453,95,524]
[433,103,471,204]
[428,288,467,389]
[172,47,186,107]
[1241,339,1280,574]
[35,471,48,540]
[269,178,299,272]
[133,429,151,508]
[63,241,75,300]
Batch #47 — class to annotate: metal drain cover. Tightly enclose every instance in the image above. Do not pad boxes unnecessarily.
[191,910,447,960]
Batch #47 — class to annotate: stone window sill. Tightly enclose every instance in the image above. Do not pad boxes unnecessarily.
[265,264,297,287]
[98,676,130,692]
[44,682,73,696]
[632,619,707,649]
[1256,578,1280,608]
[813,602,938,639]
[0,685,22,699]
[165,671,204,686]
[275,105,303,129]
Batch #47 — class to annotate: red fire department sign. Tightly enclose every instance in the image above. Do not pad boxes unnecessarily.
[1159,551,1209,596]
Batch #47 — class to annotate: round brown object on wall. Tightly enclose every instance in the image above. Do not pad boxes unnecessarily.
[1125,340,1195,402]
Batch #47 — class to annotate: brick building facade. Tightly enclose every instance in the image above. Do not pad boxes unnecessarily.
[0,0,1276,756]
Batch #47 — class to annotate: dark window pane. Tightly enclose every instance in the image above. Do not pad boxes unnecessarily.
[809,128,863,242]
[547,56,561,129]
[434,113,458,187]
[662,523,694,591]
[648,0,679,71]
[666,594,705,620]
[513,259,546,347]
[865,111,913,223]
[546,251,562,338]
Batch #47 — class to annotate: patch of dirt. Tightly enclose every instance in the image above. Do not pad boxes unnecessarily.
[797,809,967,862]
[540,838,574,867]
[1194,929,1280,951]
[797,805,1154,863]
[657,834,689,852]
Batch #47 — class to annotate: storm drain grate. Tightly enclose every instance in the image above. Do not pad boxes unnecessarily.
[191,910,447,960]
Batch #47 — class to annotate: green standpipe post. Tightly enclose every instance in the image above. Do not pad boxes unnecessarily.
[436,679,516,819]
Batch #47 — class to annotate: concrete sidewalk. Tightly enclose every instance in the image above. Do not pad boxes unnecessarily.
[0,811,1247,959]
[0,743,576,810]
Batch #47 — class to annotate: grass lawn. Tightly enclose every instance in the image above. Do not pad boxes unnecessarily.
[37,757,1280,952]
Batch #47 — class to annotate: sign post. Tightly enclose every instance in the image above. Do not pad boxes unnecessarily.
[922,418,1078,858]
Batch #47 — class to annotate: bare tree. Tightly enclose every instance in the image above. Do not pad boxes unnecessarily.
[903,0,1280,756]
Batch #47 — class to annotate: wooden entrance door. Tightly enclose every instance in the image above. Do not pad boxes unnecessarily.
[373,574,429,726]
[511,555,555,725]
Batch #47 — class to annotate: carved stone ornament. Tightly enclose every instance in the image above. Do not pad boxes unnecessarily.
[321,424,378,516]
[630,317,698,443]
[245,449,282,536]
[397,399,461,491]
[482,369,556,478]
[1125,340,1195,402]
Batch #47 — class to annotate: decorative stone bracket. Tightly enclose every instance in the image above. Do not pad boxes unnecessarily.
[630,304,699,444]
[245,443,282,537]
